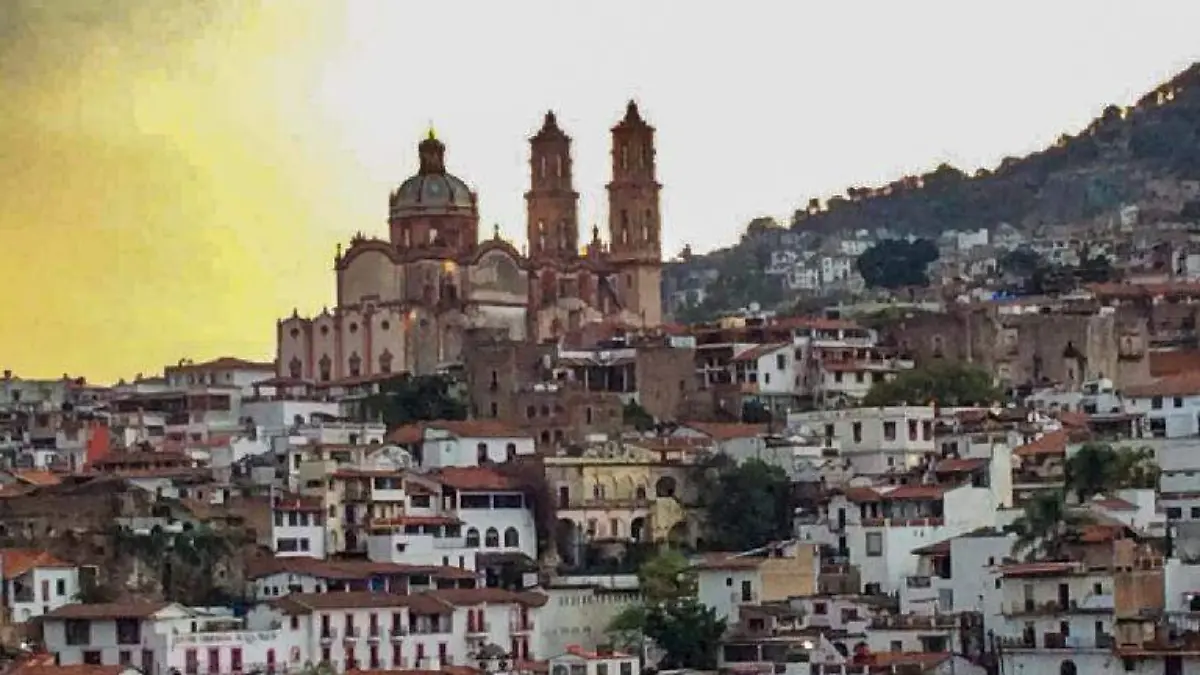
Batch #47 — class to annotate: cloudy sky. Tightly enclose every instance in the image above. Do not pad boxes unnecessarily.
[2,0,1198,381]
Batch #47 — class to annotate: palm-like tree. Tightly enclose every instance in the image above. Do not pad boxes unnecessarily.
[1011,490,1094,561]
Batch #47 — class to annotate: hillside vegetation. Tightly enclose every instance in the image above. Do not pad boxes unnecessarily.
[666,62,1200,319]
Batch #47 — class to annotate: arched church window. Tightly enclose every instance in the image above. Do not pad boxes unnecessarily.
[621,225,629,246]
[429,227,438,245]
[539,156,547,179]
[403,229,411,248]
[318,355,332,383]
[348,352,362,378]
[643,144,652,168]
[620,145,628,170]
[288,357,302,379]
[379,350,393,374]
[555,155,563,177]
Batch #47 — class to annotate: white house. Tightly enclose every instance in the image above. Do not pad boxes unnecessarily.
[1124,375,1200,438]
[397,421,536,468]
[0,548,80,623]
[788,406,937,475]
[548,645,640,675]
[270,495,326,558]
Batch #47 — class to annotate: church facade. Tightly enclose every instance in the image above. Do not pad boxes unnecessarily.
[276,101,665,382]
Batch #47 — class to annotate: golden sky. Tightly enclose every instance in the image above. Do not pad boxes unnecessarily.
[3,0,1199,383]
[0,1,359,382]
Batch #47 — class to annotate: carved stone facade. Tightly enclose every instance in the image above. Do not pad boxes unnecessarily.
[278,103,665,381]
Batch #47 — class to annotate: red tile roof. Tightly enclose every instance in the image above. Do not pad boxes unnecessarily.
[427,420,526,439]
[46,602,170,619]
[1013,430,1069,457]
[1125,373,1200,399]
[999,562,1078,578]
[272,494,323,512]
[272,591,452,615]
[0,549,75,579]
[1149,350,1200,377]
[564,645,634,660]
[1092,496,1138,512]
[9,470,62,487]
[246,557,478,581]
[912,540,952,556]
[10,664,130,675]
[841,487,883,503]
[168,357,275,372]
[430,467,520,491]
[692,552,764,571]
[431,588,548,608]
[934,458,989,473]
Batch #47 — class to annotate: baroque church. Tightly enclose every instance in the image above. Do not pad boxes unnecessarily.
[277,101,664,381]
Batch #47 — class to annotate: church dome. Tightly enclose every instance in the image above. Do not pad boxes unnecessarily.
[388,130,476,220]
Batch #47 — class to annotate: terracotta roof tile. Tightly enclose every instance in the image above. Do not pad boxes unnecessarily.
[168,357,275,372]
[272,591,452,615]
[1125,373,1200,399]
[934,458,989,473]
[881,484,947,500]
[10,470,62,487]
[912,540,952,556]
[386,425,424,444]
[428,420,527,439]
[0,549,74,579]
[1149,350,1200,377]
[246,557,478,581]
[999,562,1078,577]
[692,552,763,571]
[46,602,169,619]
[272,494,323,512]
[841,487,883,503]
[1013,430,1069,457]
[11,665,129,675]
[430,467,520,491]
[1091,496,1139,512]
[431,588,548,608]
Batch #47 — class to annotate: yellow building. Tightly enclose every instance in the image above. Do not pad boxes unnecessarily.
[544,437,712,567]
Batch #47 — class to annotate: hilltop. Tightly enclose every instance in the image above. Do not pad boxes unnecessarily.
[665,62,1200,320]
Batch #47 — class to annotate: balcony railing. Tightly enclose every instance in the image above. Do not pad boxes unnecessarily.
[905,576,932,589]
[466,622,490,635]
[510,618,533,633]
[319,627,338,642]
[868,614,957,630]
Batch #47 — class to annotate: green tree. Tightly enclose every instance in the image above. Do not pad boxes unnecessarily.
[702,458,792,551]
[862,362,1002,407]
[606,552,725,669]
[623,400,656,432]
[1066,443,1159,502]
[357,374,466,427]
[1011,491,1093,561]
[856,239,939,289]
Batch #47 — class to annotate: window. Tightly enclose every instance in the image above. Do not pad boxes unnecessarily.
[56,579,65,596]
[65,619,91,646]
[476,443,488,464]
[598,665,609,675]
[908,419,918,441]
[1167,507,1183,520]
[883,421,897,441]
[1176,397,1185,408]
[620,663,633,675]
[506,443,517,461]
[83,652,102,666]
[741,579,753,602]
[776,354,786,370]
[866,532,883,557]
[485,528,500,547]
[852,422,862,443]
[1152,396,1164,410]
[813,602,827,615]
[504,527,520,548]
[922,420,933,439]
[1191,507,1200,519]
[465,528,480,547]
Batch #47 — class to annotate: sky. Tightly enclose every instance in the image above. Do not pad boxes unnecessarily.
[1,0,1199,383]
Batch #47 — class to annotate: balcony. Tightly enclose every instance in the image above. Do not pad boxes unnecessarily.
[868,614,957,630]
[389,627,407,642]
[466,622,490,636]
[510,618,533,633]
[860,517,945,528]
[320,627,338,644]
[1043,633,1067,649]
[1007,600,1063,616]
[367,626,382,642]
[343,627,360,642]
[905,576,932,589]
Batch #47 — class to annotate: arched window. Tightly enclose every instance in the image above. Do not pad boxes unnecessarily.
[288,357,302,379]
[484,527,500,548]
[465,528,480,548]
[348,352,362,378]
[539,156,547,179]
[556,155,563,177]
[318,355,332,383]
[503,527,520,548]
[635,486,647,501]
[506,443,517,461]
[477,443,488,464]
[1060,661,1077,675]
[553,666,569,675]
[378,349,393,374]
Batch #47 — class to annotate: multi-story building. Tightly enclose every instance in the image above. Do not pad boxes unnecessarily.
[788,406,938,475]
[0,548,81,623]
[694,540,820,624]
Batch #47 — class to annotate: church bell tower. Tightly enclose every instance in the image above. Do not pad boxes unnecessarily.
[526,111,579,262]
[606,100,663,326]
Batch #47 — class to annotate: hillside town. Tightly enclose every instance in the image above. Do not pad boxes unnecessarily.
[10,86,1200,675]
